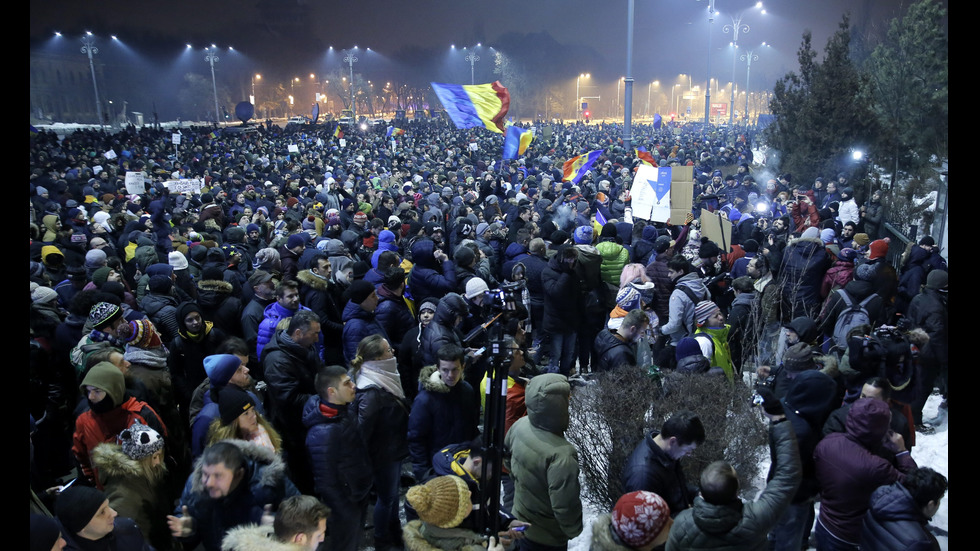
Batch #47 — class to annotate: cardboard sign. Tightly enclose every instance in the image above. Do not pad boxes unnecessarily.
[163,178,203,194]
[93,165,103,175]
[631,165,672,222]
[103,149,117,160]
[338,139,347,148]
[700,211,733,253]
[288,144,300,153]
[468,142,479,152]
[172,133,181,145]
[124,172,147,195]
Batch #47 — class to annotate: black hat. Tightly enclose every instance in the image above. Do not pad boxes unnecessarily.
[218,386,255,425]
[56,486,106,535]
[346,279,376,305]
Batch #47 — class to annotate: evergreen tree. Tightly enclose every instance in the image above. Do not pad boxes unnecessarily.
[766,16,877,180]
[866,0,948,176]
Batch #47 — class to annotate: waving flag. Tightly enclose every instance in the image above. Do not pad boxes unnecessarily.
[386,126,406,138]
[635,146,656,167]
[333,125,344,139]
[653,113,663,129]
[502,126,534,160]
[562,150,602,184]
[431,81,510,133]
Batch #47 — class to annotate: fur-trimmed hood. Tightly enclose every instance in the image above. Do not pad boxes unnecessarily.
[786,235,825,249]
[591,514,634,551]
[296,268,330,292]
[220,524,306,551]
[91,442,144,480]
[419,364,451,394]
[197,279,233,294]
[188,439,289,495]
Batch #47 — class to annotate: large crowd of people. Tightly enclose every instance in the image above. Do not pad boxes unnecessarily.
[29,116,947,551]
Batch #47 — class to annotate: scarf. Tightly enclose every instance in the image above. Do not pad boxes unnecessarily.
[88,329,126,349]
[181,320,213,342]
[356,357,405,399]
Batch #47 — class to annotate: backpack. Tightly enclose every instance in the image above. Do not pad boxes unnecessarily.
[833,290,876,349]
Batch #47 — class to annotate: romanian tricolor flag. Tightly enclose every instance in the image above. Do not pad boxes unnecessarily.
[333,125,344,139]
[208,131,218,139]
[386,127,406,138]
[431,81,510,133]
[502,126,534,160]
[635,146,656,167]
[562,150,602,184]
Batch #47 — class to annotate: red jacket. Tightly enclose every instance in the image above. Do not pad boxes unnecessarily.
[73,396,167,487]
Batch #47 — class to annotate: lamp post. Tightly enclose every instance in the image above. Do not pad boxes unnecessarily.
[723,2,764,124]
[205,45,221,124]
[344,48,358,120]
[251,74,261,109]
[671,83,682,117]
[647,81,660,117]
[80,33,104,129]
[699,0,716,124]
[575,73,590,120]
[465,44,481,85]
[741,43,767,124]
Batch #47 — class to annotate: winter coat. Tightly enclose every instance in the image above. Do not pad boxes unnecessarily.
[196,279,243,337]
[91,443,173,550]
[190,384,266,458]
[341,301,389,363]
[221,524,307,551]
[402,520,485,551]
[407,365,480,480]
[541,248,583,334]
[176,439,300,551]
[500,242,530,280]
[141,292,181,344]
[660,272,709,345]
[59,516,152,551]
[504,374,582,546]
[375,285,415,349]
[777,235,829,321]
[820,259,855,300]
[596,240,630,286]
[169,323,227,407]
[622,431,696,517]
[778,371,838,504]
[814,399,918,544]
[256,301,309,360]
[302,396,373,507]
[817,279,884,338]
[261,330,320,449]
[521,253,549,306]
[408,239,457,303]
[296,269,344,362]
[418,295,467,367]
[896,246,939,315]
[593,329,636,372]
[860,481,940,551]
[354,383,410,465]
[666,420,801,551]
[839,198,859,226]
[908,287,948,366]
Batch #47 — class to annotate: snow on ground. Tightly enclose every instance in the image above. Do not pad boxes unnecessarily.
[568,394,948,551]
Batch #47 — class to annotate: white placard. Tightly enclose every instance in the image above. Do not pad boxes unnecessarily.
[338,139,347,148]
[93,165,103,175]
[630,165,672,223]
[288,144,300,153]
[468,142,479,152]
[172,133,181,145]
[124,172,147,195]
[163,179,203,194]
[103,149,117,160]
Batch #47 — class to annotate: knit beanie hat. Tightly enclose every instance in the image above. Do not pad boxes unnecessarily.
[204,354,242,387]
[85,248,107,269]
[56,486,106,535]
[855,262,876,282]
[118,420,164,460]
[406,475,471,529]
[611,491,672,548]
[91,266,113,287]
[419,299,438,314]
[88,301,122,330]
[868,238,890,260]
[616,285,641,311]
[346,279,376,305]
[801,227,820,240]
[465,277,489,300]
[675,337,703,361]
[31,285,59,305]
[694,300,720,326]
[852,233,870,247]
[573,225,593,245]
[837,248,858,262]
[286,233,305,250]
[926,269,948,290]
[782,342,814,374]
[169,251,189,271]
[353,211,368,225]
[218,386,255,424]
[127,319,163,349]
[600,223,618,240]
[351,261,370,280]
[820,228,836,244]
[698,240,722,259]
[454,245,476,267]
[149,274,173,294]
[30,514,62,551]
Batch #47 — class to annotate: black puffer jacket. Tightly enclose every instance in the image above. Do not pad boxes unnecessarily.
[541,245,582,334]
[418,293,467,366]
[302,395,373,505]
[195,279,242,337]
[622,431,696,516]
[593,329,636,372]
[860,481,940,551]
[777,235,829,321]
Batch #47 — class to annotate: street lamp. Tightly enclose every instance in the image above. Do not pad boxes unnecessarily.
[290,77,300,115]
[344,47,359,119]
[576,73,590,120]
[205,45,221,124]
[647,81,660,117]
[80,33,103,128]
[723,3,764,124]
[464,44,481,85]
[741,43,768,124]
[671,83,682,116]
[251,74,261,108]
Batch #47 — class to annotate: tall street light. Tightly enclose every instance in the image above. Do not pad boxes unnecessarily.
[723,2,764,124]
[464,44,481,85]
[251,74,261,108]
[698,0,717,124]
[647,81,660,117]
[741,43,768,124]
[344,47,359,120]
[80,33,103,128]
[576,73,590,120]
[205,45,221,124]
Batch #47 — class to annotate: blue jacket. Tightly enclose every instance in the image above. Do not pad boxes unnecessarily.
[341,301,388,363]
[407,365,480,480]
[176,439,300,551]
[190,386,265,458]
[408,239,456,302]
[302,395,373,506]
